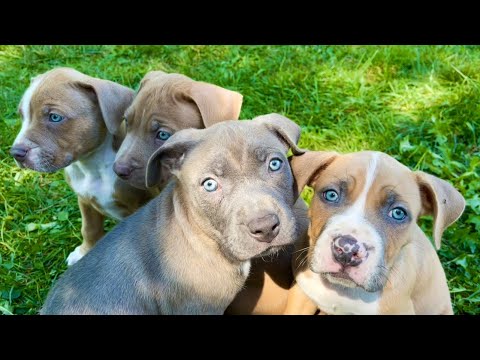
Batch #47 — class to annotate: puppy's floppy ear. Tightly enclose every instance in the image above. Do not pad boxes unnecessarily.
[415,171,466,250]
[75,78,135,136]
[289,151,338,195]
[188,82,243,127]
[252,113,306,155]
[145,128,203,188]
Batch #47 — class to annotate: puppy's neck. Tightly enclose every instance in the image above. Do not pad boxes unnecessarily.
[73,133,116,170]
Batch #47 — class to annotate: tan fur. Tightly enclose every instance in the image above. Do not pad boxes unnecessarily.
[285,151,465,315]
[114,70,243,190]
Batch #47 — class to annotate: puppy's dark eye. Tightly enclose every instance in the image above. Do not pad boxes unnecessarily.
[389,207,407,221]
[269,158,283,171]
[323,189,339,203]
[156,130,172,141]
[49,113,64,123]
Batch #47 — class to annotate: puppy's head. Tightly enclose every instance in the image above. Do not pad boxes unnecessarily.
[10,67,134,173]
[146,113,305,262]
[114,71,243,190]
[291,151,465,292]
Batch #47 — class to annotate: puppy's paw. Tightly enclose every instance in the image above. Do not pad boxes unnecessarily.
[66,246,87,266]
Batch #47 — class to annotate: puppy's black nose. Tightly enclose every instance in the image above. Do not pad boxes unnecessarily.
[113,163,133,179]
[332,235,367,267]
[10,145,29,161]
[247,213,280,243]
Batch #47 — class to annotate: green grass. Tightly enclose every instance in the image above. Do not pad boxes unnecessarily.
[1,45,479,314]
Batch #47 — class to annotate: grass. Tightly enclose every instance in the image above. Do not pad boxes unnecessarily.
[0,45,479,315]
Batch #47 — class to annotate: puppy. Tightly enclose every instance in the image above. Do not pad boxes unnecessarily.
[113,70,243,191]
[111,71,306,315]
[284,151,465,315]
[9,67,151,265]
[41,114,306,315]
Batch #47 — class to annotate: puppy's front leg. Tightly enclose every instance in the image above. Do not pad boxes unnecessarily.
[284,281,318,315]
[66,197,105,266]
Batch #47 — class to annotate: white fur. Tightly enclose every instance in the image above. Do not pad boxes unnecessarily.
[297,272,380,315]
[241,261,251,278]
[309,152,385,296]
[66,246,86,266]
[64,134,124,220]
[13,76,43,145]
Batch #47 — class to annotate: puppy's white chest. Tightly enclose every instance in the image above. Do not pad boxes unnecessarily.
[65,135,124,220]
[297,272,380,315]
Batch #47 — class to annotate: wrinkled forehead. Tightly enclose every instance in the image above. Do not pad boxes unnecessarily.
[126,77,197,120]
[20,70,92,115]
[318,152,421,206]
[184,122,286,174]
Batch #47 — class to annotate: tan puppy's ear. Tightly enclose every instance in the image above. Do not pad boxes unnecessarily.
[137,70,168,91]
[252,113,306,155]
[76,79,135,136]
[145,128,203,188]
[289,151,338,195]
[415,171,466,249]
[188,82,243,127]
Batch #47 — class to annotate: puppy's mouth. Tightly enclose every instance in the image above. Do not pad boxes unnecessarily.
[16,153,73,173]
[321,271,359,289]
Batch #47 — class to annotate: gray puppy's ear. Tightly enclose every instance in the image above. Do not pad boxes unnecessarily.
[252,113,306,155]
[145,128,203,188]
[414,171,466,250]
[75,78,135,136]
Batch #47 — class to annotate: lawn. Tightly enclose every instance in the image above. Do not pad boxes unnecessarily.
[0,45,478,315]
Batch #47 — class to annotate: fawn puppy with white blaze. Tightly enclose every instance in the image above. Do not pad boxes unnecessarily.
[41,114,307,315]
[284,151,465,315]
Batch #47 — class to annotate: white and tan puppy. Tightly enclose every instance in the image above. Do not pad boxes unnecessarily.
[10,68,151,265]
[284,150,465,315]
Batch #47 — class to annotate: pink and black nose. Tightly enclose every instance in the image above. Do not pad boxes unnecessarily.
[10,145,30,162]
[113,162,134,179]
[332,235,368,267]
[247,213,280,243]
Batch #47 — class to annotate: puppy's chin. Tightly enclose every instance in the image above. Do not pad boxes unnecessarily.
[320,271,385,293]
[119,176,148,190]
[18,154,73,173]
[323,273,358,289]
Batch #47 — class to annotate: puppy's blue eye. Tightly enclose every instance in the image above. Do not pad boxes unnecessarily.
[323,189,339,203]
[157,131,171,141]
[389,207,407,221]
[49,113,64,122]
[269,158,283,171]
[202,178,218,192]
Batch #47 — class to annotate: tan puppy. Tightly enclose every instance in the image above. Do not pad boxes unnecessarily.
[9,68,151,265]
[113,70,243,191]
[284,151,465,315]
[41,114,306,314]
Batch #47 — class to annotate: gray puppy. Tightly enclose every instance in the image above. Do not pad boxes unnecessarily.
[41,113,306,314]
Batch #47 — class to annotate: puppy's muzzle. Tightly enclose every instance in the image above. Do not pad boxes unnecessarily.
[10,144,30,162]
[331,235,368,267]
[246,213,280,243]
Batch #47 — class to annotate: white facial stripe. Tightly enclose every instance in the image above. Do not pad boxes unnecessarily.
[346,152,380,217]
[14,76,43,144]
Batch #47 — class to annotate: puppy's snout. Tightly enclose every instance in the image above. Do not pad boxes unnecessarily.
[331,235,368,267]
[113,162,133,179]
[247,213,280,243]
[10,145,29,161]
